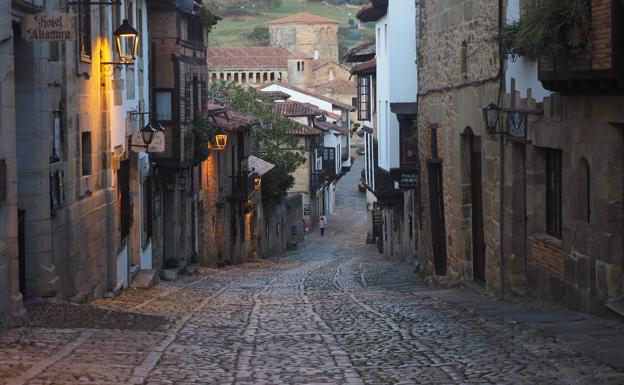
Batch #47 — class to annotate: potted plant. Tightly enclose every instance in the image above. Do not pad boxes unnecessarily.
[503,0,592,60]
[192,113,214,162]
[161,258,179,281]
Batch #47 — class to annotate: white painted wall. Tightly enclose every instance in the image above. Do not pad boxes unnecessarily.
[375,2,417,171]
[505,0,549,101]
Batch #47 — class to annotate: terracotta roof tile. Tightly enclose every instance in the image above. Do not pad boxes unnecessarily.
[267,12,339,25]
[207,46,290,69]
[200,105,258,132]
[275,100,321,117]
[315,79,357,94]
[288,125,323,136]
[356,1,387,22]
[261,90,291,100]
[289,51,312,59]
[248,155,275,176]
[314,119,348,134]
[344,40,375,63]
[261,82,356,111]
[351,58,376,75]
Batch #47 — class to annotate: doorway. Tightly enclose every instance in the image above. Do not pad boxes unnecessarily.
[18,208,26,296]
[471,137,486,283]
[428,160,447,275]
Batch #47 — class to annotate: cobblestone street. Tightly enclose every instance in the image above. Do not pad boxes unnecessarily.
[1,158,624,385]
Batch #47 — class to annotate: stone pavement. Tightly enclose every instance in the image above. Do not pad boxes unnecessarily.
[1,156,624,385]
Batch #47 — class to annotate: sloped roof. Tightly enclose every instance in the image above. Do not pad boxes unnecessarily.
[207,46,290,69]
[267,12,340,25]
[261,90,291,100]
[288,125,323,136]
[289,51,312,59]
[356,1,388,22]
[351,58,376,75]
[344,40,375,63]
[275,100,321,117]
[201,103,258,132]
[248,155,275,176]
[315,79,357,94]
[261,82,356,111]
[314,119,348,134]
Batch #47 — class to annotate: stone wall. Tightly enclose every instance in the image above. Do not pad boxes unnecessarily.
[0,3,24,333]
[258,194,303,259]
[270,23,339,62]
[525,94,624,313]
[417,0,502,289]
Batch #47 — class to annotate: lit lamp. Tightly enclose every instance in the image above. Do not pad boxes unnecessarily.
[140,122,157,145]
[213,133,228,150]
[481,103,501,134]
[113,19,139,65]
[254,177,262,190]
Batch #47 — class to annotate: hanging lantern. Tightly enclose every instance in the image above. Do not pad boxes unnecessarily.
[212,133,228,150]
[481,103,501,134]
[254,177,262,190]
[113,19,140,65]
[140,122,157,145]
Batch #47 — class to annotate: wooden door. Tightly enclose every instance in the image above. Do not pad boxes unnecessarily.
[428,161,447,275]
[471,137,486,283]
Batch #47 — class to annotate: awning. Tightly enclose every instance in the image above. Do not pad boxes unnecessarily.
[248,155,275,176]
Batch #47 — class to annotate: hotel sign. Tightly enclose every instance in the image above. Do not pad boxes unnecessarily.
[21,13,76,42]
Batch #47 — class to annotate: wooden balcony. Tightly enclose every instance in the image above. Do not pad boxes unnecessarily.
[539,0,624,94]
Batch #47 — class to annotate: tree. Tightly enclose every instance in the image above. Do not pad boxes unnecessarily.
[208,82,306,208]
[247,26,270,46]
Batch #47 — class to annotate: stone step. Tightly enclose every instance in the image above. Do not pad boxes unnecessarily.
[131,269,158,289]
[606,300,624,318]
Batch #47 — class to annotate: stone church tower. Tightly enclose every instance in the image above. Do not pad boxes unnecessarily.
[268,13,340,62]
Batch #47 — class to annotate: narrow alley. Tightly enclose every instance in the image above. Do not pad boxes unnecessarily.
[0,158,621,385]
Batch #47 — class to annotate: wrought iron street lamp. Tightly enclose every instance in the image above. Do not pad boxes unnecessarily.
[102,19,139,67]
[140,122,157,146]
[213,134,228,150]
[481,102,501,134]
[114,19,139,64]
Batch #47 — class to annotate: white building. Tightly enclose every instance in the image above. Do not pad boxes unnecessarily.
[373,1,417,172]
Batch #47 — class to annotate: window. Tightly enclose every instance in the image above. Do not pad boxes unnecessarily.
[193,76,199,113]
[201,75,208,109]
[78,2,92,61]
[546,148,562,238]
[51,112,62,164]
[461,41,468,80]
[297,62,301,72]
[313,49,319,60]
[384,24,387,54]
[577,158,590,222]
[185,75,192,122]
[81,132,92,176]
[155,90,172,121]
[357,75,370,121]
[302,61,305,71]
[49,170,64,212]
[187,16,203,44]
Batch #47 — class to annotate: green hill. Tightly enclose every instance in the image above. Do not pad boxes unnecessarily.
[207,0,374,57]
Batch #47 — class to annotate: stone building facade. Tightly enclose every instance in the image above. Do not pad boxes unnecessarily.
[0,0,25,334]
[417,0,502,287]
[268,13,340,62]
[416,0,624,315]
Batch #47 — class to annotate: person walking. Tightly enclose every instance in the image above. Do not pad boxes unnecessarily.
[319,215,327,236]
[303,219,309,235]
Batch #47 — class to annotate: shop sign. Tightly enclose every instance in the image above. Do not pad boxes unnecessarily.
[21,12,76,42]
[399,171,419,190]
[303,204,311,216]
[131,131,165,153]
[507,111,527,140]
[372,211,382,237]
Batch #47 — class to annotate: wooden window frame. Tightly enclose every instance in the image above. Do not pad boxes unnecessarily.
[155,89,173,122]
[357,75,371,121]
[546,148,562,238]
[78,2,92,62]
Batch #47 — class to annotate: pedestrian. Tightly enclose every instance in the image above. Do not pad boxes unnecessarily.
[319,215,327,236]
[303,219,309,234]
